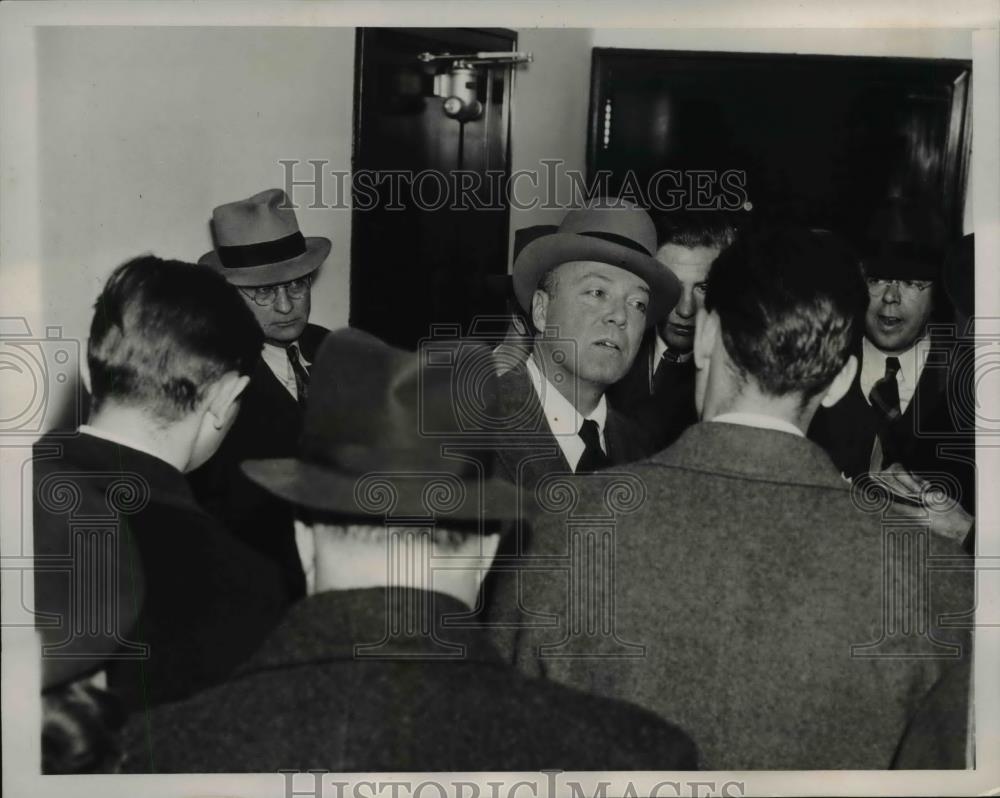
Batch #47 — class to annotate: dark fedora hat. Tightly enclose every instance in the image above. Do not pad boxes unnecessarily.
[199,188,331,287]
[512,200,680,327]
[243,328,520,521]
[862,199,947,281]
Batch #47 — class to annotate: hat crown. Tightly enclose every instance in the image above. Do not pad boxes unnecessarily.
[300,329,499,474]
[556,200,657,257]
[212,188,301,247]
[509,199,680,327]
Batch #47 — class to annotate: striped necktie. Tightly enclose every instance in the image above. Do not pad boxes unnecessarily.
[869,356,901,467]
[287,344,310,404]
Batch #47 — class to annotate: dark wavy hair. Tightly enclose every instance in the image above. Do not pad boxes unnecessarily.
[88,255,262,423]
[704,227,868,401]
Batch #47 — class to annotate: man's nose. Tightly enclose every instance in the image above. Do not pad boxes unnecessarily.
[674,289,696,320]
[605,296,628,326]
[272,286,293,313]
[881,281,902,304]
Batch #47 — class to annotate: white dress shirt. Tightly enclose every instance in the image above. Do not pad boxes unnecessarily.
[710,412,804,438]
[524,355,608,472]
[261,342,311,401]
[859,335,930,415]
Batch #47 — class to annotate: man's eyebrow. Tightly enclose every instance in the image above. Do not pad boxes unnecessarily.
[580,271,650,294]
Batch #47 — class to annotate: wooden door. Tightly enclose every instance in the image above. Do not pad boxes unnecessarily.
[351,28,515,350]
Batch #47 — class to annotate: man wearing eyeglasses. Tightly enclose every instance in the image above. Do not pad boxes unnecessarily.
[810,202,974,546]
[190,188,331,600]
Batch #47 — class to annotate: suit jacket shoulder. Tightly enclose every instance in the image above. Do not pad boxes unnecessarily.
[515,422,973,769]
[121,590,698,772]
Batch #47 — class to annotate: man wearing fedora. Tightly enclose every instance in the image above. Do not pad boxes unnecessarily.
[34,256,287,713]
[121,328,698,772]
[190,187,332,600]
[809,200,975,546]
[481,200,679,663]
[494,200,681,488]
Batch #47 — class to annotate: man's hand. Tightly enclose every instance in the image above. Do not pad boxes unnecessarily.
[874,462,974,544]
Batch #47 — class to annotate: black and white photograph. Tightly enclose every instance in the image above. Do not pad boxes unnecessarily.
[1,2,998,796]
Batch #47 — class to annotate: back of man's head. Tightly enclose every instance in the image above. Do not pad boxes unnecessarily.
[705,227,867,401]
[88,255,262,423]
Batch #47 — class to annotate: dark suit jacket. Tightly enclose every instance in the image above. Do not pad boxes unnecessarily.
[513,422,973,770]
[188,323,329,601]
[121,588,698,772]
[33,432,287,712]
[809,332,975,515]
[607,330,698,454]
[491,363,650,490]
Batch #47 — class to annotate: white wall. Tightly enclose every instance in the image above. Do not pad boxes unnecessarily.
[38,26,356,345]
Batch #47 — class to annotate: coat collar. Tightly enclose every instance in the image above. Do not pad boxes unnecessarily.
[653,421,848,491]
[238,587,504,674]
[36,430,200,515]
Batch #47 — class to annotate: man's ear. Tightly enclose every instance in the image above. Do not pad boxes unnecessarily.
[293,518,317,596]
[531,289,549,335]
[468,532,503,588]
[820,354,858,409]
[79,348,92,396]
[205,372,251,430]
[693,308,719,371]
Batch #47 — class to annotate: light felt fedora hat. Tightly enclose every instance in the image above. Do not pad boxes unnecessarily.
[199,188,331,287]
[243,328,521,522]
[512,200,681,327]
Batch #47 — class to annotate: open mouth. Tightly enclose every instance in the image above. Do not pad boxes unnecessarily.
[593,338,622,352]
[876,315,903,330]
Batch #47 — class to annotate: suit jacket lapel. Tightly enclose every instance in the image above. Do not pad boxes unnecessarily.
[902,334,949,426]
[494,366,570,485]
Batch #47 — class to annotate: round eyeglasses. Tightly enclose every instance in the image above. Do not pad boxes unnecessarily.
[865,278,932,296]
[240,276,312,306]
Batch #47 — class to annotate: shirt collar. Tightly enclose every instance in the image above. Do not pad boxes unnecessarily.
[860,334,931,408]
[524,354,607,436]
[710,412,804,438]
[261,342,310,398]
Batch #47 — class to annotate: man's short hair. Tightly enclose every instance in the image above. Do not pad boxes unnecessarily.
[653,211,737,251]
[537,267,559,297]
[705,228,867,400]
[88,255,263,423]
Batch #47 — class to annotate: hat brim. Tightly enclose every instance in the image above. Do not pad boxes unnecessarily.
[512,233,680,326]
[242,458,523,522]
[199,236,331,287]
[862,255,939,282]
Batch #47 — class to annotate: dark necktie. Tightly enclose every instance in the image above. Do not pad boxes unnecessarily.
[869,356,901,421]
[652,352,674,395]
[287,344,310,404]
[576,418,611,474]
[869,356,901,466]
